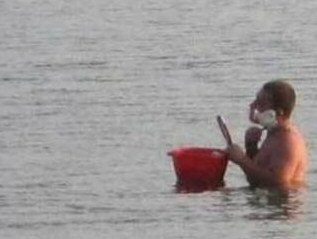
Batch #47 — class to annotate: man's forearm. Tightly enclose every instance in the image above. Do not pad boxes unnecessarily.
[245,141,259,159]
[238,157,279,187]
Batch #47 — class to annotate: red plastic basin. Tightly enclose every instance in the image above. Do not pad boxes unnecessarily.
[168,147,228,192]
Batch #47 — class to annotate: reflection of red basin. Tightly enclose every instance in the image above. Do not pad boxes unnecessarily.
[168,147,228,192]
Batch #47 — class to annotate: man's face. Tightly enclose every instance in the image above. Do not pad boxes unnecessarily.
[250,89,273,113]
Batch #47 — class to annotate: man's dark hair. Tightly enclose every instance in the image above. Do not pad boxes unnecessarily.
[263,80,296,118]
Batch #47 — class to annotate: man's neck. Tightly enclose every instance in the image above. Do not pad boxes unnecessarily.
[267,118,292,135]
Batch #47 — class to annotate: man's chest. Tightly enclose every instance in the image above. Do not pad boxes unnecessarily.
[255,138,275,167]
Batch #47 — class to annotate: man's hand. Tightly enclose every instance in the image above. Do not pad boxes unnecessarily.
[226,143,247,165]
[245,126,263,145]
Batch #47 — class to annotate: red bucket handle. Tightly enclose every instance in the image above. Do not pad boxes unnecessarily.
[217,115,232,146]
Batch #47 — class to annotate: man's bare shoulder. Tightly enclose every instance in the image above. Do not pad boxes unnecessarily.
[269,124,305,145]
[258,125,307,163]
[280,125,306,149]
[269,125,307,164]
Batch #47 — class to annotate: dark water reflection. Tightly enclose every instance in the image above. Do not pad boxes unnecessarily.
[244,187,306,221]
[175,183,306,221]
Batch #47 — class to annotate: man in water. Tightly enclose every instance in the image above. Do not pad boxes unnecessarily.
[227,80,308,189]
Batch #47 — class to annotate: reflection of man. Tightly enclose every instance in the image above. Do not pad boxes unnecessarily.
[227,80,308,189]
[247,189,304,221]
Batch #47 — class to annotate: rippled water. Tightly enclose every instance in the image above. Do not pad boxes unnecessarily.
[1,0,317,238]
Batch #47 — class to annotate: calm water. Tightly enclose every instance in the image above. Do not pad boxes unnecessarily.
[1,0,317,238]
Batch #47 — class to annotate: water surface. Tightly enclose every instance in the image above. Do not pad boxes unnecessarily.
[0,0,317,238]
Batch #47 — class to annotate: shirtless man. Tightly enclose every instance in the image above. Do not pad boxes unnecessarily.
[227,80,308,189]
